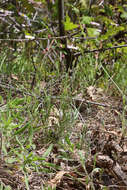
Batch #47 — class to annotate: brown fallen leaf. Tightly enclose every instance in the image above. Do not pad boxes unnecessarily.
[96,154,127,186]
[11,74,18,80]
[113,162,127,186]
[96,154,114,168]
[48,171,68,189]
[87,86,103,101]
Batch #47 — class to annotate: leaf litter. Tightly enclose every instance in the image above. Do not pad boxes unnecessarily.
[0,83,127,190]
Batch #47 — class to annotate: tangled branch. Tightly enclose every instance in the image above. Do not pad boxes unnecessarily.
[0,36,126,55]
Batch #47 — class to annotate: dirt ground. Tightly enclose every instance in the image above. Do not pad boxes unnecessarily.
[0,85,127,190]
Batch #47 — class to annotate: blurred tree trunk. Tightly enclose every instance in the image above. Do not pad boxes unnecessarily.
[58,0,74,72]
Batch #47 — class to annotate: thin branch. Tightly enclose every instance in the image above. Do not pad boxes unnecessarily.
[75,44,127,56]
[0,36,127,54]
[51,96,116,108]
[0,82,117,109]
[0,35,97,41]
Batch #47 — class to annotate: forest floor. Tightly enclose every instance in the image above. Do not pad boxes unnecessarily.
[0,82,127,190]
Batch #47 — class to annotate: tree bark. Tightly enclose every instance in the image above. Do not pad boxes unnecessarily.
[58,0,73,72]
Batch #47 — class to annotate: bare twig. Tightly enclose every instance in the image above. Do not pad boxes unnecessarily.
[0,35,97,41]
[0,82,34,97]
[0,82,117,109]
[51,96,116,108]
[75,44,127,56]
[0,36,127,55]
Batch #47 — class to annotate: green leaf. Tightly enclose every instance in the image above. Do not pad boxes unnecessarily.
[8,98,24,108]
[80,0,87,8]
[42,144,53,158]
[64,14,78,31]
[24,173,30,190]
[104,5,113,16]
[87,28,100,37]
[14,122,30,135]
[82,16,93,25]
[100,25,124,40]
[121,12,127,19]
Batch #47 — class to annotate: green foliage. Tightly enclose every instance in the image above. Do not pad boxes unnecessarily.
[0,0,127,189]
[87,28,100,37]
[0,184,12,190]
[81,16,93,24]
[64,14,78,31]
[20,0,35,13]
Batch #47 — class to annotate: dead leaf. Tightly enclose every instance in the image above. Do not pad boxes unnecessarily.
[123,144,127,152]
[48,107,63,126]
[48,171,68,189]
[87,86,97,100]
[87,86,103,100]
[40,81,46,90]
[113,162,127,186]
[11,74,18,80]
